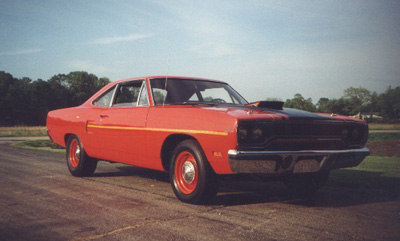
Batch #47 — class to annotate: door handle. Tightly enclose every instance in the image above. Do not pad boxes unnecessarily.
[100,115,109,118]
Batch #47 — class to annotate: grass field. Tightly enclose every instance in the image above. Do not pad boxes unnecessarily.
[0,126,47,137]
[369,123,400,130]
[13,139,65,153]
[368,132,400,142]
[329,156,400,190]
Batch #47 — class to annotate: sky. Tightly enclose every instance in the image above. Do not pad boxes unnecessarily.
[0,0,399,103]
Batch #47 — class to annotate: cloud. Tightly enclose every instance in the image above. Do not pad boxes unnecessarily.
[68,60,108,74]
[188,42,237,57]
[88,33,152,45]
[152,2,242,58]
[0,48,42,56]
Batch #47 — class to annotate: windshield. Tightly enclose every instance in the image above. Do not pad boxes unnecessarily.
[150,78,248,106]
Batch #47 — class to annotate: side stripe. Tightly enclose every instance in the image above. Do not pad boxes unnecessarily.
[87,124,228,136]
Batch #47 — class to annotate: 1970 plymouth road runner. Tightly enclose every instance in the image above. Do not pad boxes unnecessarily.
[47,76,369,204]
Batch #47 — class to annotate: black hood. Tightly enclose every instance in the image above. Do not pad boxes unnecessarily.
[271,108,333,121]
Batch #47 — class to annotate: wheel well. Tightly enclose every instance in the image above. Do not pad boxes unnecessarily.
[64,133,74,146]
[161,134,195,172]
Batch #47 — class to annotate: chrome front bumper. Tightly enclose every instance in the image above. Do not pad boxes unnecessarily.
[228,147,370,174]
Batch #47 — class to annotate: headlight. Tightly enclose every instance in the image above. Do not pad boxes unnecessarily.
[238,127,248,141]
[251,128,263,141]
[341,124,368,147]
[237,124,266,146]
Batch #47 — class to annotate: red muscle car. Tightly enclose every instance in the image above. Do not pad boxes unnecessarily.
[47,76,370,204]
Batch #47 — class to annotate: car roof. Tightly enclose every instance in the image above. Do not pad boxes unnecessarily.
[113,76,227,84]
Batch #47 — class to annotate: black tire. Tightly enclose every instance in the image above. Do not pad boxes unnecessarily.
[66,135,98,177]
[284,171,330,197]
[170,139,219,204]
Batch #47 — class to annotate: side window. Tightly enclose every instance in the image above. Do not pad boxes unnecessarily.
[189,93,199,101]
[138,82,149,106]
[150,78,168,105]
[113,81,143,107]
[93,86,116,107]
[152,89,167,105]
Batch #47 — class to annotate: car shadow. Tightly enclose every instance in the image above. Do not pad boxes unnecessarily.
[213,182,399,207]
[93,165,170,182]
[301,169,400,208]
[92,164,399,207]
[213,169,400,207]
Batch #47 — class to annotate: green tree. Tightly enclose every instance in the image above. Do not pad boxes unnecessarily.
[0,73,32,125]
[0,71,17,125]
[378,86,400,120]
[284,93,316,112]
[0,71,111,126]
[327,98,350,115]
[65,71,110,106]
[367,91,380,118]
[316,97,330,113]
[342,87,372,115]
[48,74,72,109]
[29,79,53,125]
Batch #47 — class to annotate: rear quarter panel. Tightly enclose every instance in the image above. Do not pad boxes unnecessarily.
[46,106,98,155]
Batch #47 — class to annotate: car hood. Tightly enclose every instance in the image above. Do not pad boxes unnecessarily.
[202,105,362,122]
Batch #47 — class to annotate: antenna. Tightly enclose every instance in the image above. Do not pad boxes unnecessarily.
[163,40,171,107]
[163,54,170,106]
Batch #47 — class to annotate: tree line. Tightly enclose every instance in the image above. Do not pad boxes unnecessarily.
[283,86,400,122]
[0,71,110,126]
[0,70,399,126]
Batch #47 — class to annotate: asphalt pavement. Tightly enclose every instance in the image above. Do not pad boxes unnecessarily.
[0,142,399,241]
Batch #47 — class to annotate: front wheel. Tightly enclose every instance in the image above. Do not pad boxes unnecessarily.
[170,140,218,204]
[66,135,98,177]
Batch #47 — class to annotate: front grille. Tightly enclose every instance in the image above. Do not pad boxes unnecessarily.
[265,138,347,151]
[238,120,368,151]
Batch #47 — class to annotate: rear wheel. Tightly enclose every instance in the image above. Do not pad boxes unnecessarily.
[170,139,218,204]
[66,135,97,177]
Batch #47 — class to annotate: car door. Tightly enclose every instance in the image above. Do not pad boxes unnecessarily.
[85,84,117,159]
[97,79,151,167]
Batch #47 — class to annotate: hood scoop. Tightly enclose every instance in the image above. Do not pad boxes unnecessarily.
[246,101,284,110]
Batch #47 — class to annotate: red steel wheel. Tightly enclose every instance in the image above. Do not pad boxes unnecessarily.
[66,135,98,177]
[170,139,219,204]
[68,138,80,168]
[174,151,199,195]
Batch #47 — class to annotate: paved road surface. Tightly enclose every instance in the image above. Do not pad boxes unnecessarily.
[0,142,399,241]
